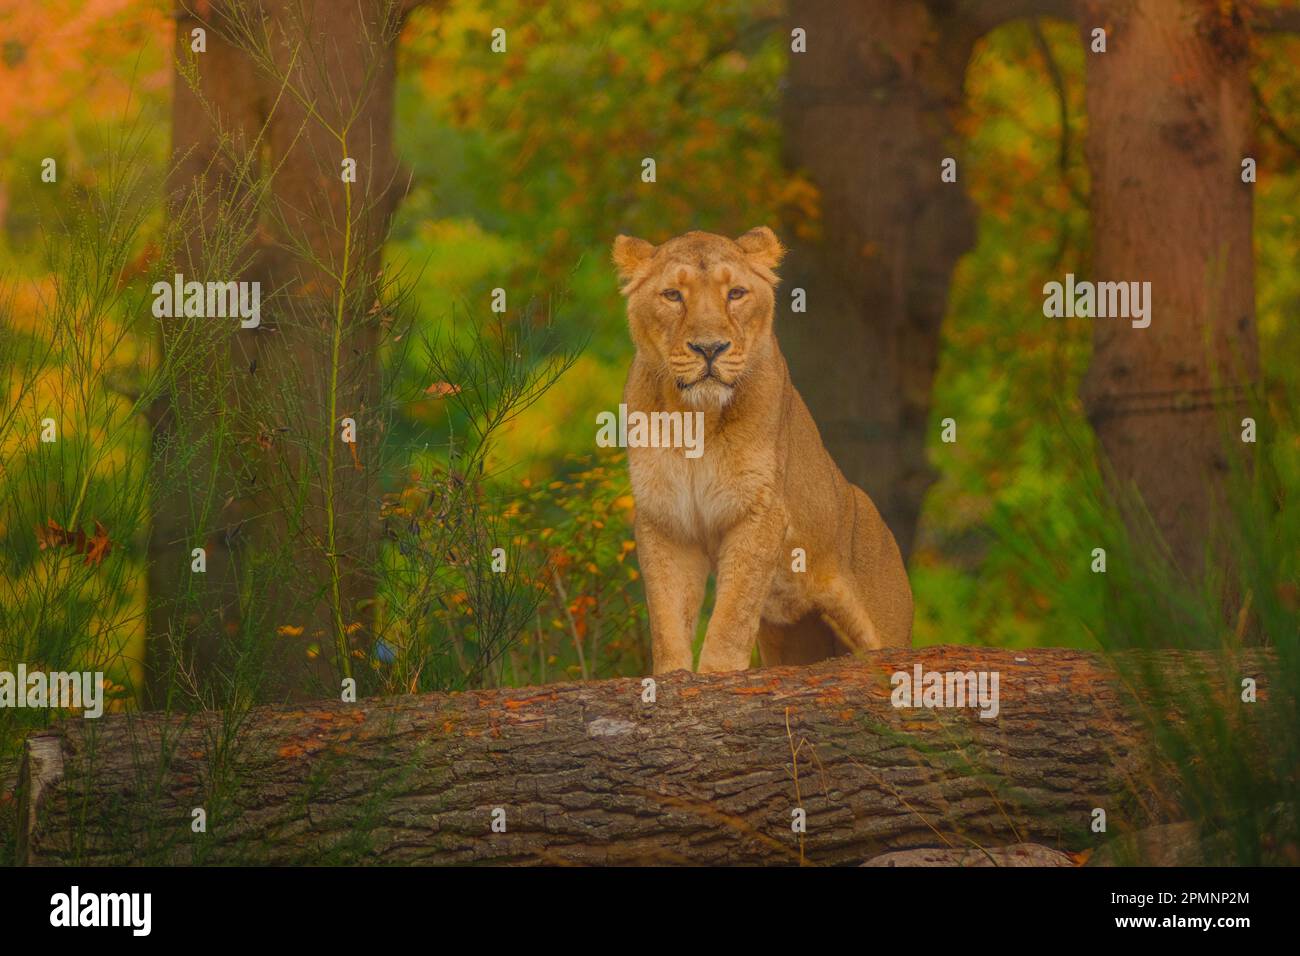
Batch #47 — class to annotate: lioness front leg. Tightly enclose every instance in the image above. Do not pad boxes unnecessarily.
[636,516,709,673]
[697,503,786,673]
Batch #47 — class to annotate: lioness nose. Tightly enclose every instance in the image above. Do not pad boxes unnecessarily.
[688,340,731,363]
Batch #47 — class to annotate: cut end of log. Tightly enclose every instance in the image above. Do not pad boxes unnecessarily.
[16,732,64,867]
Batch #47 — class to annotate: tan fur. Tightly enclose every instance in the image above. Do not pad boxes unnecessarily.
[613,227,913,674]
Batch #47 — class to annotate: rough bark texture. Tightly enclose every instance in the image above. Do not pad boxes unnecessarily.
[148,0,414,703]
[17,646,1267,866]
[1079,0,1259,579]
[778,0,1015,560]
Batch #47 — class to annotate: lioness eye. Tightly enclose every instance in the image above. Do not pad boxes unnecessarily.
[728,287,748,300]
[662,289,682,302]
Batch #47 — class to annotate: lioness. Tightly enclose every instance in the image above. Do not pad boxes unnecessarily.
[613,226,913,674]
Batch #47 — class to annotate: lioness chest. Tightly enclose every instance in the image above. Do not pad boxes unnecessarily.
[628,433,772,552]
[629,432,815,626]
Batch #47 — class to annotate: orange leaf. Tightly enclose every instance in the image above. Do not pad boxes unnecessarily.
[83,521,112,566]
[36,519,86,554]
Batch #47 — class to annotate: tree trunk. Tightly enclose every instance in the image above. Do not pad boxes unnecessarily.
[148,0,411,704]
[18,646,1266,866]
[780,0,982,560]
[1079,0,1259,579]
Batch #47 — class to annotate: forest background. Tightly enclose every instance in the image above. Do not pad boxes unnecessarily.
[1,0,1297,706]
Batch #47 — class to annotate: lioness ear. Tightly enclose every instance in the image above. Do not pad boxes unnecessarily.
[735,226,785,271]
[612,235,656,293]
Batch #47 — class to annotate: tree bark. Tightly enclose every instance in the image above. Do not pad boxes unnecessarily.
[17,646,1267,866]
[779,1,1034,560]
[1079,0,1259,579]
[148,0,411,704]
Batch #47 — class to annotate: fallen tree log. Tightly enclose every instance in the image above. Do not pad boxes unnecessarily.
[15,646,1272,865]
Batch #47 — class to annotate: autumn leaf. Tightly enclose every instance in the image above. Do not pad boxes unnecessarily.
[83,521,112,566]
[35,518,112,565]
[35,519,81,552]
[277,624,305,637]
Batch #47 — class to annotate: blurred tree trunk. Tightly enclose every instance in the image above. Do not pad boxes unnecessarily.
[778,1,1028,561]
[1079,0,1259,580]
[147,0,415,706]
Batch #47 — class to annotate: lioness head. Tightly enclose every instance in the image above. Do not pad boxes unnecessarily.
[613,227,785,409]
